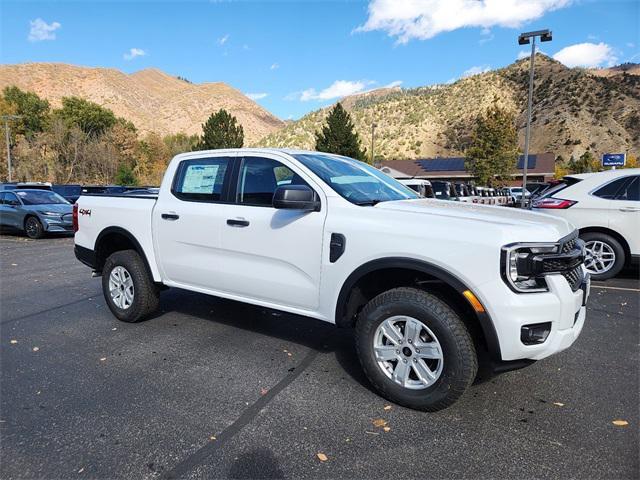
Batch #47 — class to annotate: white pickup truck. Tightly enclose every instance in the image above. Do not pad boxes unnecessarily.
[74,148,590,411]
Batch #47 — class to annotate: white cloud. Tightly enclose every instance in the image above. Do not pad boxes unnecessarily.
[28,18,61,42]
[461,65,491,77]
[297,80,369,101]
[270,63,279,70]
[553,42,617,67]
[218,34,229,46]
[357,0,572,44]
[123,48,146,60]
[245,92,268,100]
[517,45,544,59]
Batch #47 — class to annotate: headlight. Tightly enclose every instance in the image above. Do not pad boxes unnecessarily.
[501,243,559,293]
[41,211,61,217]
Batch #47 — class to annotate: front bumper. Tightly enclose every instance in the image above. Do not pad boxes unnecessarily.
[42,215,73,233]
[480,268,590,362]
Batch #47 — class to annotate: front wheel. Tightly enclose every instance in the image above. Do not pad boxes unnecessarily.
[24,216,44,239]
[355,287,477,411]
[102,249,160,322]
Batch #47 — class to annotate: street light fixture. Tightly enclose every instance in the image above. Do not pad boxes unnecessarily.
[518,29,552,208]
[2,114,22,182]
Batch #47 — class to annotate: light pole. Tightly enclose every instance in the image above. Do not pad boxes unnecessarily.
[370,122,377,164]
[2,114,22,182]
[518,29,552,208]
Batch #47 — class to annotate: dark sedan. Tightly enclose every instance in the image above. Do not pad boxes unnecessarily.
[0,189,73,239]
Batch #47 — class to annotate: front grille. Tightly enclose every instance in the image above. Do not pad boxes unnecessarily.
[563,266,584,292]
[560,230,579,254]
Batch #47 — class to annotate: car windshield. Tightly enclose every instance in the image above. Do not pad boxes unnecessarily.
[292,153,418,205]
[15,190,69,205]
[431,182,451,199]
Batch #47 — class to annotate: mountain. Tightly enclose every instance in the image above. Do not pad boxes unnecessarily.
[0,63,285,143]
[258,56,640,161]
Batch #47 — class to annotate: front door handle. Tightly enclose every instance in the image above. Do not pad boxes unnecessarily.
[161,213,180,220]
[619,207,640,212]
[227,218,250,227]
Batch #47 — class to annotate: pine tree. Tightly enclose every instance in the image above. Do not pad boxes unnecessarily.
[465,98,519,186]
[198,109,244,150]
[315,103,367,161]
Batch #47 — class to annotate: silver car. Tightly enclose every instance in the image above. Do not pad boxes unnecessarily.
[0,189,73,239]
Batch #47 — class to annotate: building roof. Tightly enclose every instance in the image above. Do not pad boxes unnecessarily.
[380,153,554,179]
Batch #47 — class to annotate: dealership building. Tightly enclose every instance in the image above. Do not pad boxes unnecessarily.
[379,153,555,185]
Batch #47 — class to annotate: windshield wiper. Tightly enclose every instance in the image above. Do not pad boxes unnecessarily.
[354,199,385,206]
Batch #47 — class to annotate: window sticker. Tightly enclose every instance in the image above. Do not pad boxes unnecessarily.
[182,165,220,193]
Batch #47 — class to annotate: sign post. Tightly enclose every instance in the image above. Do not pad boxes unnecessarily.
[602,153,626,170]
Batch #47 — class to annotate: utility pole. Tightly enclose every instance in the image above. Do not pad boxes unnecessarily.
[517,29,552,208]
[2,114,22,182]
[370,122,377,164]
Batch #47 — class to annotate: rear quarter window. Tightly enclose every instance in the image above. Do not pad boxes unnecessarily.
[172,157,231,202]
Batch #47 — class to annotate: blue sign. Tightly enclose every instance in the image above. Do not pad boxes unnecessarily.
[602,153,626,167]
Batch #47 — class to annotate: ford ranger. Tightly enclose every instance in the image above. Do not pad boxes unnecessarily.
[73,148,590,411]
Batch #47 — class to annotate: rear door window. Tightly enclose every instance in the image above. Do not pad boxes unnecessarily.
[614,176,639,201]
[172,157,232,202]
[593,177,630,199]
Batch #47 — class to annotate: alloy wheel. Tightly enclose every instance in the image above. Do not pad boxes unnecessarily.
[584,240,616,275]
[373,315,444,390]
[109,266,135,309]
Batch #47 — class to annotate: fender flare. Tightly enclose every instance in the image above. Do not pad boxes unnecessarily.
[94,226,156,280]
[335,257,502,360]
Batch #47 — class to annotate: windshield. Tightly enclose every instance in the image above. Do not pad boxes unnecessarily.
[431,182,451,199]
[16,190,69,205]
[292,153,418,205]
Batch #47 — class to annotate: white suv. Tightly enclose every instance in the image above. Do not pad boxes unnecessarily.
[533,169,639,280]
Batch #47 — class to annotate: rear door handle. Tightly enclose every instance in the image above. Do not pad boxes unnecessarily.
[619,207,640,212]
[161,213,180,220]
[227,218,250,227]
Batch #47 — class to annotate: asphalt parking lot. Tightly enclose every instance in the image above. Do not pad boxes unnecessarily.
[1,235,638,479]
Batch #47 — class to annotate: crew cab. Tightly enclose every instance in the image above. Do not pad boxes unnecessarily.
[74,149,590,411]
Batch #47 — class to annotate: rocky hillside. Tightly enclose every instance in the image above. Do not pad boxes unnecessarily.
[0,63,285,143]
[258,56,640,160]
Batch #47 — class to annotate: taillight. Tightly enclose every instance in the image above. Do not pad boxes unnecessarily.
[533,198,576,209]
[72,203,79,232]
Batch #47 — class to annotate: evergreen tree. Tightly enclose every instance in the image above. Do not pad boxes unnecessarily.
[2,86,50,137]
[465,98,519,186]
[314,103,367,161]
[569,150,597,173]
[198,109,244,149]
[54,97,116,136]
[114,163,139,186]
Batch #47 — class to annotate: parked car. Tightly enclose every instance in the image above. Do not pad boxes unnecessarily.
[0,182,52,191]
[0,189,73,238]
[533,169,639,280]
[398,179,435,198]
[454,183,473,203]
[431,180,459,201]
[52,184,83,203]
[507,187,531,206]
[81,185,129,195]
[74,148,589,411]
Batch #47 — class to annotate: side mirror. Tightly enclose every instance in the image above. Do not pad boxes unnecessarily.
[273,185,320,211]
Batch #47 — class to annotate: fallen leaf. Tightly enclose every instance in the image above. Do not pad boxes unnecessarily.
[9,340,17,344]
[260,387,268,396]
[612,420,629,426]
[553,402,565,407]
[383,426,391,432]
[383,405,392,411]
[287,352,292,357]
[317,453,328,462]
[78,467,84,473]
[111,328,117,331]
[32,347,39,352]
[210,436,216,441]
[99,357,107,362]
[10,263,17,266]
[372,418,388,428]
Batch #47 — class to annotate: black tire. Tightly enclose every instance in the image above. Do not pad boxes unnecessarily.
[24,216,44,239]
[355,287,477,412]
[580,232,625,281]
[102,249,160,322]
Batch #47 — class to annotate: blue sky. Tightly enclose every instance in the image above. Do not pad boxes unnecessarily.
[1,0,638,120]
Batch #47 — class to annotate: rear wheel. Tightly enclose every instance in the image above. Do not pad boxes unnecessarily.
[581,232,625,280]
[102,249,159,322]
[24,216,44,239]
[355,287,477,411]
